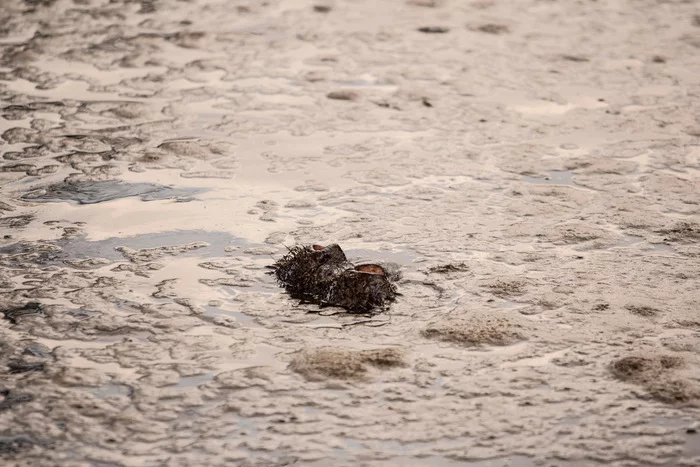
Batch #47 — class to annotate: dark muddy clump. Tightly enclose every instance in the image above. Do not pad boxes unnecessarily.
[0,215,33,229]
[326,90,359,101]
[7,361,45,374]
[1,302,45,324]
[625,304,660,317]
[271,244,398,313]
[0,435,36,454]
[0,390,33,412]
[475,24,510,35]
[417,26,449,34]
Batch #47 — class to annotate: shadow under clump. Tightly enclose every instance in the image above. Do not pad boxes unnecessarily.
[610,355,700,403]
[422,315,524,347]
[270,244,398,313]
[289,348,405,381]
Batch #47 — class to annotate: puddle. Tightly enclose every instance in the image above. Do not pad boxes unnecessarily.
[202,305,260,326]
[557,416,586,426]
[85,382,132,399]
[495,299,525,310]
[23,180,203,205]
[175,373,213,389]
[521,170,587,188]
[327,452,534,467]
[612,236,676,254]
[0,230,252,269]
[318,434,537,467]
[62,230,247,261]
[648,416,700,457]
[686,429,700,457]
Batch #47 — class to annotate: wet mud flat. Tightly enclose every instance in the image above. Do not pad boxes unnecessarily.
[1,0,700,466]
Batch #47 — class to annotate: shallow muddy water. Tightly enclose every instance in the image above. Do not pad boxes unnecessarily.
[1,0,700,466]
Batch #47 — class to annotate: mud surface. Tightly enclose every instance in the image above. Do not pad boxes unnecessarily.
[1,0,699,466]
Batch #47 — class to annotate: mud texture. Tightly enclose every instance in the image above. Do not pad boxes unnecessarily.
[1,0,700,466]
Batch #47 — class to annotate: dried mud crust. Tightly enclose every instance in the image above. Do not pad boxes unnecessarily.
[0,0,700,465]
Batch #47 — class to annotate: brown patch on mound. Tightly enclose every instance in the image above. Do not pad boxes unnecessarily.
[475,24,510,35]
[658,221,700,242]
[625,304,660,317]
[611,355,683,381]
[549,223,610,244]
[289,347,405,381]
[484,279,526,297]
[610,355,700,403]
[327,90,359,101]
[422,315,524,347]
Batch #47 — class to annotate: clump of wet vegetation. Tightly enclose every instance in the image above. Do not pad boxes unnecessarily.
[422,315,524,347]
[271,244,398,313]
[610,355,700,403]
[289,347,405,381]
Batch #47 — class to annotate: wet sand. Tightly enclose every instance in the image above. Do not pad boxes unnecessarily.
[1,0,700,465]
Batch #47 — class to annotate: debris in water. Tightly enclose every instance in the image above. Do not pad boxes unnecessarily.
[271,244,398,313]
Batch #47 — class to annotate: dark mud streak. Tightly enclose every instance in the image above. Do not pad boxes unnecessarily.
[1,302,45,324]
[0,390,34,412]
[22,180,202,204]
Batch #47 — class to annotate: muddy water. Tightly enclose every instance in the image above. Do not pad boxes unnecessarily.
[1,0,700,465]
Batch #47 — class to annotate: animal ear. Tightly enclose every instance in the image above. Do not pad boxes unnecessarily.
[355,264,386,275]
[312,245,325,251]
